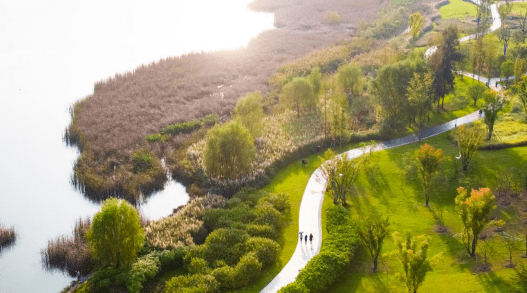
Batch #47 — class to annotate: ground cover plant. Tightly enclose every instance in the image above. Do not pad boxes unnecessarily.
[439,0,477,20]
[323,132,527,292]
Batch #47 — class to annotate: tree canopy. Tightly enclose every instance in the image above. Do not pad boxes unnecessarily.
[279,77,315,118]
[86,198,145,268]
[234,91,264,137]
[203,121,256,180]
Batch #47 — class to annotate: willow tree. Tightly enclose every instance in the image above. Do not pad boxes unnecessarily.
[455,187,496,257]
[87,198,145,268]
[415,144,445,207]
[234,91,264,137]
[203,121,256,180]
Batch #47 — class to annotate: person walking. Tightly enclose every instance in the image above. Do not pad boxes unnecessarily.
[304,234,307,244]
[309,233,313,244]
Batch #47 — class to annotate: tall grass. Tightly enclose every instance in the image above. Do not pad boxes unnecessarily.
[42,218,94,277]
[0,225,16,251]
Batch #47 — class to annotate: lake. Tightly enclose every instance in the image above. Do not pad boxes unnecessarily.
[0,0,273,292]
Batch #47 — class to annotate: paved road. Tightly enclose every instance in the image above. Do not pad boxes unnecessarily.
[260,110,483,293]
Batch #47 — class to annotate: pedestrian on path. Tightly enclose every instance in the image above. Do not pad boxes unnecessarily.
[304,234,307,244]
[299,231,303,241]
[309,233,313,244]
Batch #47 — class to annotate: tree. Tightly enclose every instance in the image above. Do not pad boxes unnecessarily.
[517,75,527,114]
[501,60,514,87]
[514,58,527,84]
[497,27,511,56]
[338,63,364,101]
[468,82,487,107]
[203,121,256,180]
[234,91,264,137]
[358,213,390,273]
[471,39,485,81]
[308,67,322,98]
[501,232,521,268]
[318,149,362,206]
[392,231,432,293]
[455,187,496,257]
[86,198,145,268]
[483,91,505,141]
[407,72,434,124]
[430,25,461,111]
[454,124,485,172]
[409,12,424,40]
[415,144,445,207]
[280,77,315,118]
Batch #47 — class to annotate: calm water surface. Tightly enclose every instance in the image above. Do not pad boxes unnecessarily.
[0,0,273,292]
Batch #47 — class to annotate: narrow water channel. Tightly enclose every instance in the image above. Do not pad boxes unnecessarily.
[0,1,274,292]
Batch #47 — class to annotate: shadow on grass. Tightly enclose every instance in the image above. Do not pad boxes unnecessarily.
[476,271,521,293]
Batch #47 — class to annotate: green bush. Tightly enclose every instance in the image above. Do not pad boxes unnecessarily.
[203,205,255,231]
[187,257,210,275]
[246,237,280,268]
[211,265,236,288]
[157,247,187,269]
[125,253,160,293]
[131,149,153,173]
[254,202,284,230]
[246,224,279,240]
[165,274,220,293]
[145,133,167,142]
[278,282,309,293]
[203,228,249,266]
[161,120,202,136]
[258,193,290,213]
[202,113,220,127]
[233,252,262,287]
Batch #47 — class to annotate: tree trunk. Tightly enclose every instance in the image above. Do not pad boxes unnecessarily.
[373,257,378,273]
[471,235,478,257]
[487,124,494,141]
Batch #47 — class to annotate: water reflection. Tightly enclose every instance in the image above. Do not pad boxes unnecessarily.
[140,180,190,221]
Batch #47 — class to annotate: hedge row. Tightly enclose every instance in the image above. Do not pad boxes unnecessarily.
[278,206,360,293]
[146,113,220,142]
[479,140,527,150]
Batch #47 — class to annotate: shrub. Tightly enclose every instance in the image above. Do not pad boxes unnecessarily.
[145,133,167,142]
[187,257,210,275]
[246,224,279,240]
[278,282,309,293]
[325,11,341,24]
[258,193,290,213]
[161,120,202,136]
[211,265,236,289]
[125,252,160,293]
[131,149,153,173]
[254,202,285,230]
[165,274,220,293]
[202,113,220,127]
[203,228,249,266]
[246,237,280,267]
[203,205,255,231]
[233,252,262,287]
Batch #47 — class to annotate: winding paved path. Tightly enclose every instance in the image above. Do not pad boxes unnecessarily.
[260,111,483,293]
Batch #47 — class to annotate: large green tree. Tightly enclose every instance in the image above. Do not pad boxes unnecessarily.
[501,60,515,86]
[234,91,264,137]
[203,121,256,180]
[409,12,424,39]
[407,72,434,125]
[392,231,432,293]
[415,144,445,207]
[86,198,145,268]
[514,58,527,84]
[338,63,364,101]
[455,187,496,257]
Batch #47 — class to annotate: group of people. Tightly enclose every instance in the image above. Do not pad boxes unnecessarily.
[299,231,314,245]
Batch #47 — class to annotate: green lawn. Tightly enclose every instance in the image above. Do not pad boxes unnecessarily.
[325,132,527,293]
[439,0,477,20]
[510,2,527,17]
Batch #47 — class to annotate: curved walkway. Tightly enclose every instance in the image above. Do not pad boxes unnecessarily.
[260,111,484,293]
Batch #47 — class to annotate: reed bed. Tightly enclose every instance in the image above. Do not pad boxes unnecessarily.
[42,218,95,277]
[0,225,16,250]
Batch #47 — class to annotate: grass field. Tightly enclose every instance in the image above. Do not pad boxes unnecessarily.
[439,0,478,20]
[510,2,527,17]
[325,131,527,293]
